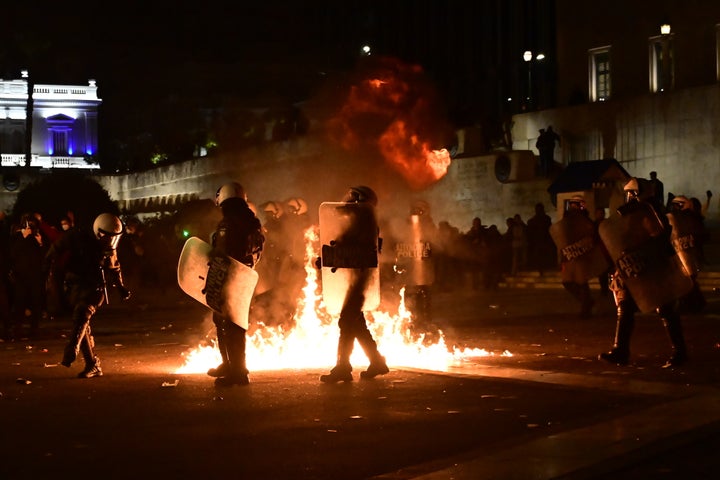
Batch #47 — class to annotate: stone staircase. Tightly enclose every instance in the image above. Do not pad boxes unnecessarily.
[500,269,720,292]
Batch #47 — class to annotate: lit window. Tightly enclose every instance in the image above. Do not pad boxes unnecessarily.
[589,46,611,102]
[649,34,674,93]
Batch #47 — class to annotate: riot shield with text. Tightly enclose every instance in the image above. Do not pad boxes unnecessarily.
[177,237,259,329]
[319,202,380,315]
[549,213,610,283]
[666,211,704,277]
[394,214,435,286]
[598,203,692,313]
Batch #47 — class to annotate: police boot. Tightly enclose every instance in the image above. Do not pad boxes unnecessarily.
[207,324,229,378]
[77,333,103,378]
[660,309,688,368]
[356,330,389,380]
[320,362,353,383]
[599,302,634,366]
[360,355,390,380]
[320,335,354,383]
[61,315,91,367]
[214,323,249,387]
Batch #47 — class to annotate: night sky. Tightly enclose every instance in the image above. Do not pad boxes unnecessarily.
[3,2,384,101]
[1,1,547,169]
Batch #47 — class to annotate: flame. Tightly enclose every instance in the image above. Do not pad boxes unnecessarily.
[379,120,451,190]
[175,227,510,374]
[327,57,455,190]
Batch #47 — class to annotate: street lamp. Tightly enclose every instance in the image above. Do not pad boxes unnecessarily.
[523,51,532,110]
[523,51,545,111]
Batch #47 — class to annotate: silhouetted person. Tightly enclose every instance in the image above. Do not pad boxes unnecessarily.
[536,126,560,177]
[649,171,664,211]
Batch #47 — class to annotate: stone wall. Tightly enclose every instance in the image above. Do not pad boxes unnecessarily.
[93,141,556,233]
[512,84,720,227]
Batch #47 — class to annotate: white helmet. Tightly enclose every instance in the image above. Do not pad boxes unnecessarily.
[262,201,284,220]
[93,213,124,250]
[285,197,308,215]
[215,182,247,206]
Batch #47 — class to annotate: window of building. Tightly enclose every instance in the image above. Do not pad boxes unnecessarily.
[649,34,674,93]
[589,47,611,102]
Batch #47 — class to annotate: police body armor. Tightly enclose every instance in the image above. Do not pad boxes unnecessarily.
[550,213,610,283]
[318,202,381,315]
[598,202,693,313]
[666,210,704,277]
[394,214,435,286]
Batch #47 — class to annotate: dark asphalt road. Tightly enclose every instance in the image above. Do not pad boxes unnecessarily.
[2,285,720,479]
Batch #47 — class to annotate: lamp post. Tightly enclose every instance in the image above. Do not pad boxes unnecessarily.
[523,50,532,110]
[523,51,546,111]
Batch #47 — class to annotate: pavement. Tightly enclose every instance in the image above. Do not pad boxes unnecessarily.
[2,280,719,480]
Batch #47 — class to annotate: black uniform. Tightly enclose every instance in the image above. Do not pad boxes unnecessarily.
[44,226,130,378]
[320,186,389,383]
[209,197,264,386]
[599,181,688,368]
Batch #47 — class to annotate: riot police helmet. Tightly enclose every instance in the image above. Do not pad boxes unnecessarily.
[215,182,247,206]
[410,200,430,216]
[262,201,284,220]
[93,213,124,250]
[623,177,652,204]
[566,195,586,211]
[285,197,308,215]
[344,185,378,206]
[670,195,692,212]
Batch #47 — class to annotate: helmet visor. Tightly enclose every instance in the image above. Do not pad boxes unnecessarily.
[97,229,122,250]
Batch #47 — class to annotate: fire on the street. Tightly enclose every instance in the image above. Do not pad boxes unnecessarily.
[175,227,511,374]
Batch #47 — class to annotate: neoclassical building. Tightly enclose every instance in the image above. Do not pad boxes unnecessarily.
[0,70,101,175]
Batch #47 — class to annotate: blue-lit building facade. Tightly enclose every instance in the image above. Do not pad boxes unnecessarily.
[0,71,101,171]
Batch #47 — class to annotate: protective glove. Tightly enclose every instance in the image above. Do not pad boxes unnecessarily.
[117,285,132,301]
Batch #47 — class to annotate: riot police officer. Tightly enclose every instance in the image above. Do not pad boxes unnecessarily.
[393,200,439,342]
[44,213,131,378]
[597,178,691,368]
[667,195,707,313]
[319,185,389,383]
[207,182,264,386]
[550,196,607,318]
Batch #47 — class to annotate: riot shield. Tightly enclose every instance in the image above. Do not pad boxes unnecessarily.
[177,236,259,329]
[666,211,704,276]
[549,213,610,283]
[319,202,380,315]
[598,203,692,313]
[394,214,435,286]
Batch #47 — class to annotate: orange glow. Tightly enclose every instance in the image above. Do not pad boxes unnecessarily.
[327,57,454,190]
[379,120,451,190]
[175,227,510,374]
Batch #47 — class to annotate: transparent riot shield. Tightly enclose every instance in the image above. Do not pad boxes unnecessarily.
[319,202,380,315]
[599,203,692,313]
[177,236,259,329]
[549,213,610,283]
[394,214,435,286]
